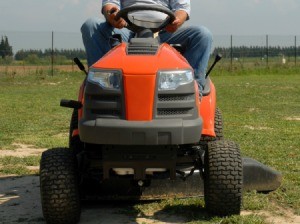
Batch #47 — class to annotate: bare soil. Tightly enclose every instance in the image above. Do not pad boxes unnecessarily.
[0,143,46,158]
[242,209,300,224]
[0,175,188,224]
[285,117,300,121]
[1,144,299,224]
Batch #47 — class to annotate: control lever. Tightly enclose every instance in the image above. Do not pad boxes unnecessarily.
[74,57,88,75]
[205,54,222,78]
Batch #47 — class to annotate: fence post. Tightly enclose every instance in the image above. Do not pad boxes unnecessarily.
[230,35,233,71]
[51,31,54,76]
[266,35,269,67]
[295,36,297,66]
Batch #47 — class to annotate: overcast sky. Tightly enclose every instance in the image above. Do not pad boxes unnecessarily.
[0,0,300,35]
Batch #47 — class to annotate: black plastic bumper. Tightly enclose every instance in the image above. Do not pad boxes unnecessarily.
[79,118,202,145]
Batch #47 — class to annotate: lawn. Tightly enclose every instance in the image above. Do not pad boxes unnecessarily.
[0,67,299,223]
[214,70,300,216]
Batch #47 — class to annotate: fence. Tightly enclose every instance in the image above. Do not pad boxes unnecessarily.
[213,35,299,70]
[0,31,299,73]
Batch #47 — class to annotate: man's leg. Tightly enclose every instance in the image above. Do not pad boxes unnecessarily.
[81,17,134,67]
[159,26,213,92]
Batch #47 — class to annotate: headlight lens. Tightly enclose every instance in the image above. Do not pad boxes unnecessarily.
[88,70,121,89]
[158,70,194,90]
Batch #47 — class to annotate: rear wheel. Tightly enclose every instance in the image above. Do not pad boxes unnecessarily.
[40,148,81,224]
[203,140,243,216]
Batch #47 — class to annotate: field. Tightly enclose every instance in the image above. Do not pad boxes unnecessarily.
[0,65,299,223]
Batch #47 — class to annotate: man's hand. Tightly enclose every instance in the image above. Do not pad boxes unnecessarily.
[165,10,188,33]
[165,18,182,33]
[103,5,127,29]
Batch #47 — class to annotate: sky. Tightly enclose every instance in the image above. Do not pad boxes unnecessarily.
[0,0,300,35]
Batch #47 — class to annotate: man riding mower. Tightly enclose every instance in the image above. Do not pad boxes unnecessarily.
[39,5,282,224]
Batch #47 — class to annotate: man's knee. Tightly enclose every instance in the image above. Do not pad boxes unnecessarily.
[81,17,105,34]
[190,25,213,44]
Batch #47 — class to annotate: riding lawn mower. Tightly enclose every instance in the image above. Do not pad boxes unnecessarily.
[39,5,282,223]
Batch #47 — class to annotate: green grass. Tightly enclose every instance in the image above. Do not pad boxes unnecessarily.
[117,197,267,223]
[0,71,83,149]
[117,198,266,223]
[0,67,299,222]
[0,155,40,175]
[213,73,300,215]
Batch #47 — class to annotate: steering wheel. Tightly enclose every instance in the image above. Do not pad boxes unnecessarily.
[115,5,176,33]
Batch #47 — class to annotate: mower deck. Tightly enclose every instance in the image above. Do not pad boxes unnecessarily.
[81,157,282,200]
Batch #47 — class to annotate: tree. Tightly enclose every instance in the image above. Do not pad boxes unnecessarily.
[0,36,13,59]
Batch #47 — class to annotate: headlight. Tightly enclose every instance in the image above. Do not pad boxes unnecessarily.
[158,70,194,91]
[87,70,121,90]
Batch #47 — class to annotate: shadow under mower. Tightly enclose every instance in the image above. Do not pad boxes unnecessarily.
[40,5,282,223]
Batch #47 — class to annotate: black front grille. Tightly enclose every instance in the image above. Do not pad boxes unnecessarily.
[83,73,124,120]
[158,94,194,102]
[85,92,123,119]
[157,108,193,116]
[155,92,196,119]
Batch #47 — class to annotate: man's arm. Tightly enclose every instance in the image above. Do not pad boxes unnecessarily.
[169,0,191,17]
[166,0,190,33]
[102,1,126,29]
[165,10,188,33]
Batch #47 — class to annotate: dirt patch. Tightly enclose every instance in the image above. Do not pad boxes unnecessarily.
[244,125,273,131]
[248,107,260,112]
[0,176,188,224]
[0,143,46,173]
[0,144,188,223]
[0,176,42,223]
[1,175,300,224]
[285,117,300,121]
[0,143,46,157]
[242,209,300,224]
[1,144,299,223]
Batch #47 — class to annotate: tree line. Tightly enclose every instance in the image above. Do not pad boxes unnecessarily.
[213,46,299,58]
[0,36,87,64]
[0,36,13,59]
[1,35,299,64]
[14,49,86,61]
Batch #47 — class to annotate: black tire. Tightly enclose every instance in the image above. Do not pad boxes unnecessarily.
[40,148,81,224]
[201,107,224,142]
[204,140,243,216]
[69,109,84,156]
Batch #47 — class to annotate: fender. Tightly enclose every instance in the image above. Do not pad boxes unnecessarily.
[72,80,86,137]
[200,79,216,137]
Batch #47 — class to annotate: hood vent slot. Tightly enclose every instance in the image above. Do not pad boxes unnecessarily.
[127,38,159,55]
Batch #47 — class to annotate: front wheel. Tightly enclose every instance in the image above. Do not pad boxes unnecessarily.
[203,140,243,216]
[40,148,81,224]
